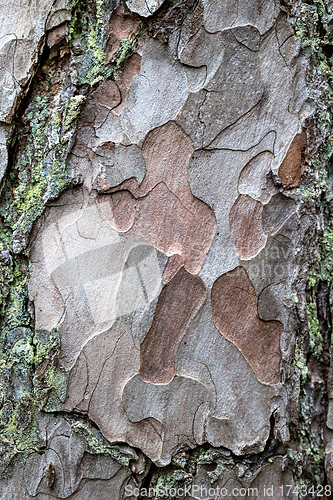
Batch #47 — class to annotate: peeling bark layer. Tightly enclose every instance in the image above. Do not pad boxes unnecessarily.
[0,0,333,498]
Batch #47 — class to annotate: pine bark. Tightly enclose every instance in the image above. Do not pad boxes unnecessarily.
[0,1,332,499]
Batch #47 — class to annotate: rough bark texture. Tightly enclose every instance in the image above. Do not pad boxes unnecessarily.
[0,0,333,499]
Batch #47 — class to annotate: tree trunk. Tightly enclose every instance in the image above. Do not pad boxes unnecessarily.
[0,0,332,498]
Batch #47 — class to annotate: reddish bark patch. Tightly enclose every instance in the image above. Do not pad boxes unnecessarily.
[278,131,307,188]
[105,6,139,64]
[101,141,116,150]
[229,195,267,260]
[112,53,142,116]
[162,253,184,283]
[111,190,137,232]
[92,80,121,109]
[80,80,121,127]
[97,122,217,275]
[211,266,282,385]
[140,267,206,384]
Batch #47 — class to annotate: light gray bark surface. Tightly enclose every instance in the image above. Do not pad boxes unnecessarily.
[0,0,332,498]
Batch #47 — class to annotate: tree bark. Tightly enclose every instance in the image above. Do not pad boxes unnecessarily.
[0,0,332,498]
